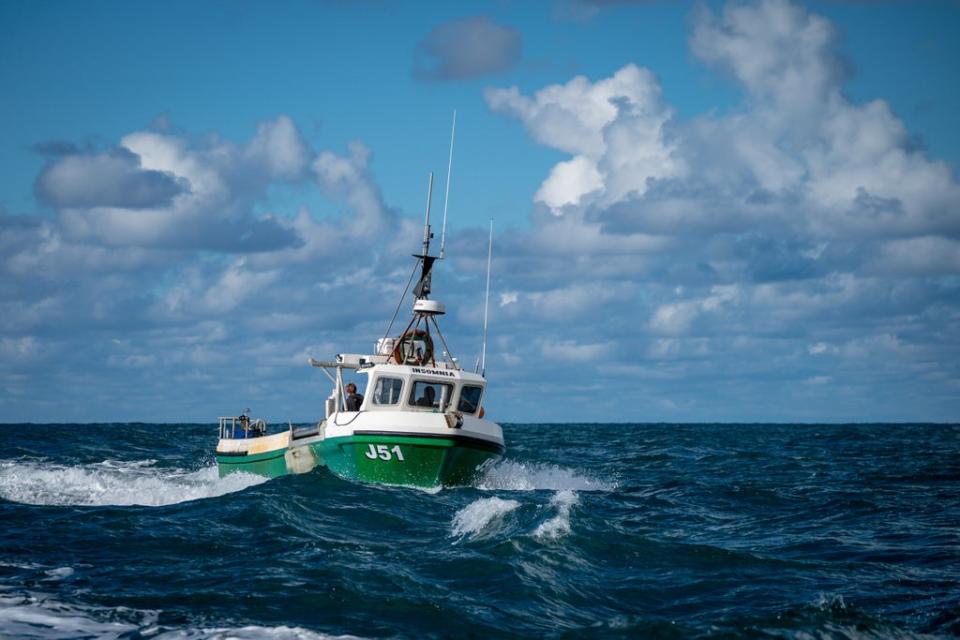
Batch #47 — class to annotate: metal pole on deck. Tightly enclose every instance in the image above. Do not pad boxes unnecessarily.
[422,172,434,258]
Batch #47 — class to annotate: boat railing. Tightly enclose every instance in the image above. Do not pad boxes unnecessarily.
[218,416,267,440]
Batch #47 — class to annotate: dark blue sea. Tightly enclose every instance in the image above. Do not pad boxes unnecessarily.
[1,423,958,639]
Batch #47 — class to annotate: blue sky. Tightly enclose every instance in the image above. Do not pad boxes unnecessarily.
[1,0,958,423]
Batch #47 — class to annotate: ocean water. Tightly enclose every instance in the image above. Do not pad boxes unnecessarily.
[1,423,958,639]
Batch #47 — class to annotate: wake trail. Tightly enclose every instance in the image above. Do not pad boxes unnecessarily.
[0,459,266,507]
[0,591,365,640]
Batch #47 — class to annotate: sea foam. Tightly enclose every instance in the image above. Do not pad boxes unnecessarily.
[0,593,146,640]
[451,496,521,537]
[0,459,265,507]
[155,625,365,639]
[0,592,364,640]
[476,460,614,492]
[533,490,579,540]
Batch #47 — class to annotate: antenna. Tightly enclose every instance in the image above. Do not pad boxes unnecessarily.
[439,110,456,260]
[478,219,493,377]
[422,172,434,258]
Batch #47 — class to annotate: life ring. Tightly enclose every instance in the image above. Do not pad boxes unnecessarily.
[392,329,434,365]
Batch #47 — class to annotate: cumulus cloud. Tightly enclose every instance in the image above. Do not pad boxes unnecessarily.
[478,0,959,419]
[413,16,521,81]
[36,148,189,210]
[486,64,683,212]
[690,0,845,111]
[201,259,281,314]
[0,113,433,421]
[488,0,960,244]
[244,115,312,181]
[44,115,311,252]
[312,140,392,234]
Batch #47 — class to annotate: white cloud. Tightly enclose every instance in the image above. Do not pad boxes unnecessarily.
[690,0,843,112]
[648,285,740,336]
[202,259,280,314]
[485,64,683,214]
[35,148,188,210]
[312,141,390,235]
[476,0,959,420]
[486,64,656,156]
[808,342,831,355]
[649,301,698,336]
[490,0,960,245]
[534,156,603,211]
[122,131,223,199]
[499,291,518,307]
[47,116,311,252]
[245,115,311,181]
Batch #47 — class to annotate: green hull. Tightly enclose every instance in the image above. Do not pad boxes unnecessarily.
[320,433,502,487]
[216,447,291,479]
[217,433,502,487]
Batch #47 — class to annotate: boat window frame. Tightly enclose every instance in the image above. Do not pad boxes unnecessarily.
[371,376,405,406]
[407,379,454,412]
[457,384,484,415]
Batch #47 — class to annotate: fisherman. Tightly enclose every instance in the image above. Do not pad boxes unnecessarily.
[416,385,436,408]
[238,410,251,437]
[345,383,364,411]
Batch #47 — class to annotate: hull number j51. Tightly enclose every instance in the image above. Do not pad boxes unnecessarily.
[364,444,405,461]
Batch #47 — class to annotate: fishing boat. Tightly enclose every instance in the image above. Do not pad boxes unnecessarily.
[215,124,505,488]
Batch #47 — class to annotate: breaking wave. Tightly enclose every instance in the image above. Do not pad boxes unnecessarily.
[451,496,521,537]
[464,460,604,541]
[0,591,363,640]
[0,459,266,507]
[0,592,151,640]
[475,459,615,492]
[533,489,579,541]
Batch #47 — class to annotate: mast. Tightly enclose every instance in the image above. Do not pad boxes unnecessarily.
[412,173,436,300]
[421,172,433,264]
[387,132,463,367]
[393,171,450,367]
[380,173,436,342]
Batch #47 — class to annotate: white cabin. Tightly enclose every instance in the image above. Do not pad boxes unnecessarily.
[355,363,485,416]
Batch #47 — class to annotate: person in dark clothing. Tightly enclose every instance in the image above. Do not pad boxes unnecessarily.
[415,385,436,407]
[345,383,364,411]
[238,410,251,438]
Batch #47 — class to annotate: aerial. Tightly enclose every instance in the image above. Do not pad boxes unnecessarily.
[0,0,958,638]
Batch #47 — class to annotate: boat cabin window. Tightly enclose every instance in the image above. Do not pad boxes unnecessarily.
[372,377,404,405]
[457,385,483,414]
[409,381,452,411]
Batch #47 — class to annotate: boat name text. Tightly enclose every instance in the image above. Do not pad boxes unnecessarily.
[364,444,405,462]
[411,367,456,378]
